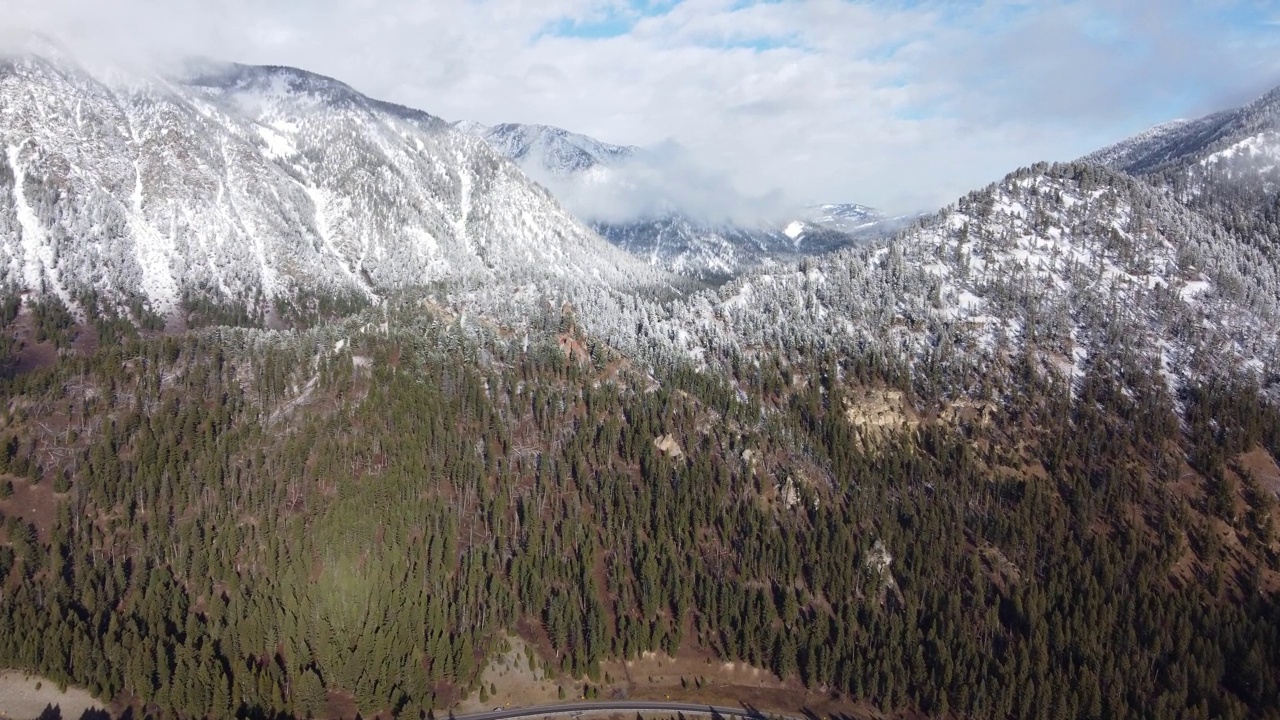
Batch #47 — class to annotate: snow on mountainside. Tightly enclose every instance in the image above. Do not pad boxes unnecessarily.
[1199,130,1280,178]
[1084,119,1206,174]
[6,40,1273,400]
[456,120,889,281]
[0,47,670,326]
[1088,83,1280,259]
[1086,85,1280,175]
[671,161,1280,396]
[786,203,913,243]
[591,212,881,284]
[469,122,639,177]
[805,203,880,229]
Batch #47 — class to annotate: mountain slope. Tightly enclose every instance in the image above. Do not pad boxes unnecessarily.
[471,121,640,176]
[592,216,862,283]
[1,269,1277,720]
[672,161,1279,397]
[1088,84,1280,272]
[1086,86,1280,175]
[0,43,1278,720]
[0,50,669,326]
[796,203,884,234]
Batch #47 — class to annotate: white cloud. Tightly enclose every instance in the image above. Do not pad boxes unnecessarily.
[5,0,1278,215]
[526,140,794,226]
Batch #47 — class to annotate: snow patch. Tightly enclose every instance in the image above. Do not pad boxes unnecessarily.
[6,144,78,314]
[256,124,297,159]
[303,183,377,299]
[1180,279,1211,301]
[127,159,180,311]
[1203,131,1280,171]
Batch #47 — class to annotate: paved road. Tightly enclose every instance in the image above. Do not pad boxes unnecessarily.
[451,700,806,720]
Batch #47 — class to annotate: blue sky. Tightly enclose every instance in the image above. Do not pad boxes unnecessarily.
[538,0,799,50]
[11,0,1280,212]
[537,0,674,40]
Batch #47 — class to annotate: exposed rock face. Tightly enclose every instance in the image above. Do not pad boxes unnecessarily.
[843,390,918,446]
[653,434,684,459]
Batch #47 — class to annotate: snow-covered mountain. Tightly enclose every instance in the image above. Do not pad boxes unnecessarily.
[5,40,1275,400]
[641,87,1280,394]
[664,160,1280,398]
[592,215,860,283]
[782,203,914,245]
[456,120,893,281]
[1088,83,1280,270]
[0,45,670,327]
[468,122,639,177]
[1085,86,1280,175]
[801,203,882,232]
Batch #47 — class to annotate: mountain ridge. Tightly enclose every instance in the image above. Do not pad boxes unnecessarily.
[670,159,1280,401]
[2,44,1278,396]
[1085,83,1280,174]
[0,49,675,330]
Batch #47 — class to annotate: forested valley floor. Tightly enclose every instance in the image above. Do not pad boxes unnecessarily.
[0,298,1278,719]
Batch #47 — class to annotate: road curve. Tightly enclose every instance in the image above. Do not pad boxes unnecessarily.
[450,700,806,720]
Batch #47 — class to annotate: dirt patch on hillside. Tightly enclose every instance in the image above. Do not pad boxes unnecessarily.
[1238,447,1280,495]
[0,476,58,545]
[455,636,563,713]
[0,671,103,719]
[10,340,57,377]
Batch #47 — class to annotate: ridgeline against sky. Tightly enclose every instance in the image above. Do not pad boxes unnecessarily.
[6,0,1279,215]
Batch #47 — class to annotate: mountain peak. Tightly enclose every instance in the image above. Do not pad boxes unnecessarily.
[459,121,639,175]
[181,61,449,130]
[450,119,489,136]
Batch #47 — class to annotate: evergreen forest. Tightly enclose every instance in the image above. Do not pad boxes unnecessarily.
[0,297,1277,719]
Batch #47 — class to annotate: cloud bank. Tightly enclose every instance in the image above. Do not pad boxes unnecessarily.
[522,139,795,227]
[7,0,1279,215]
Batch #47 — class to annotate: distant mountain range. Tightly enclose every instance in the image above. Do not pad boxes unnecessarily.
[455,121,640,177]
[0,38,1276,395]
[455,121,907,281]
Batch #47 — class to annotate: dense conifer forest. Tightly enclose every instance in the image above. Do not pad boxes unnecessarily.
[0,297,1276,719]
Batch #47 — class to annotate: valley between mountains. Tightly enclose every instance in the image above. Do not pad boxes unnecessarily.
[0,39,1279,720]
